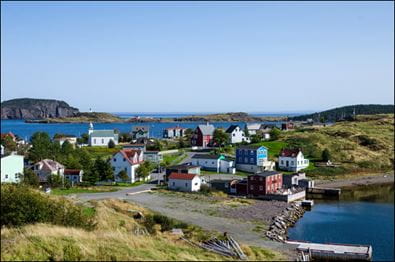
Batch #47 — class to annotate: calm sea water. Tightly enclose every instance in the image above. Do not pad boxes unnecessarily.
[288,183,394,261]
[0,119,280,140]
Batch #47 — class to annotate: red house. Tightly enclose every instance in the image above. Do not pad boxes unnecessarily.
[192,123,215,147]
[247,171,283,196]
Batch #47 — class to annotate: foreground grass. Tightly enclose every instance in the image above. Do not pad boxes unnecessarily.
[1,199,284,261]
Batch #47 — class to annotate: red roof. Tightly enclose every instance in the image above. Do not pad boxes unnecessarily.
[64,169,82,175]
[168,172,197,180]
[1,132,16,140]
[280,148,301,157]
[117,149,143,165]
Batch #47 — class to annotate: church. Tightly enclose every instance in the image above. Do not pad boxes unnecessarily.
[88,122,119,147]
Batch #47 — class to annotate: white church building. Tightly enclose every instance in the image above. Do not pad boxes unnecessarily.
[88,122,119,147]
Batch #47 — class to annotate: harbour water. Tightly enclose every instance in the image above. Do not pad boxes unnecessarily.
[0,112,287,140]
[288,183,394,261]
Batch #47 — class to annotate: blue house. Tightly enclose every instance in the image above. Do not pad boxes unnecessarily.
[235,145,274,173]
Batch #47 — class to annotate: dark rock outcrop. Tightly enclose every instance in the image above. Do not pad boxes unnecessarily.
[1,98,79,120]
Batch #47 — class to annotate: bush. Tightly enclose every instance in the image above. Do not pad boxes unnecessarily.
[1,184,96,230]
[143,213,189,233]
[108,140,115,148]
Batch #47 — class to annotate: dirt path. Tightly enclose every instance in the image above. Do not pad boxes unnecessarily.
[316,172,394,188]
[124,192,295,256]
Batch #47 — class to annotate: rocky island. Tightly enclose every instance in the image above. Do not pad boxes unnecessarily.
[1,98,79,120]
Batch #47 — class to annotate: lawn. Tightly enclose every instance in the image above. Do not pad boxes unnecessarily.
[162,151,187,165]
[51,187,119,195]
[250,141,287,160]
[82,145,122,160]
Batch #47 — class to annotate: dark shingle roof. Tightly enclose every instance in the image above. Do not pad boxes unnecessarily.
[225,125,239,133]
[253,171,282,177]
[191,154,222,160]
[167,164,201,169]
[237,145,267,150]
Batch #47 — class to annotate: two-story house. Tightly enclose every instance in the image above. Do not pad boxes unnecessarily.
[278,148,309,172]
[1,153,24,183]
[225,125,249,144]
[111,149,144,183]
[191,123,215,148]
[131,126,150,140]
[163,126,186,138]
[247,171,283,196]
[235,145,275,173]
[33,159,65,183]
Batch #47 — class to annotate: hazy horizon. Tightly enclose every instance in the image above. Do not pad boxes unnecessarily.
[1,1,394,112]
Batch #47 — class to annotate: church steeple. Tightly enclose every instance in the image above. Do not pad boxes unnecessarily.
[88,122,94,134]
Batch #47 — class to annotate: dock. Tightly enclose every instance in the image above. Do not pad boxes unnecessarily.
[307,187,341,196]
[286,240,372,261]
[301,200,314,208]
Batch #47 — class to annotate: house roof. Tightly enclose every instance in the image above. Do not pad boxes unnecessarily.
[197,124,215,135]
[144,150,160,154]
[165,126,186,130]
[280,148,301,157]
[117,149,143,165]
[167,164,200,170]
[253,171,282,177]
[90,130,117,138]
[132,126,150,132]
[237,145,267,150]
[168,172,197,180]
[246,123,261,130]
[64,169,82,175]
[191,154,223,160]
[35,159,64,172]
[1,132,16,140]
[225,125,239,133]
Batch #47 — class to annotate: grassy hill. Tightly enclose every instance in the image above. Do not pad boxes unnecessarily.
[281,114,394,178]
[290,104,394,122]
[1,188,284,261]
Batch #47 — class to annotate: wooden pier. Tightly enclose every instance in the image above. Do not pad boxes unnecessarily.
[307,187,341,196]
[286,240,372,261]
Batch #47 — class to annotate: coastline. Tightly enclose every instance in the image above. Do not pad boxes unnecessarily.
[315,172,394,189]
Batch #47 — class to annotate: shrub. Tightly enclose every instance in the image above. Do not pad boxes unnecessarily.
[1,184,96,230]
[108,140,115,148]
[322,148,331,162]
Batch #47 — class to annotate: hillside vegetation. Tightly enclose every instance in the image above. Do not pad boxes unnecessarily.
[280,114,394,178]
[1,185,283,261]
[290,104,394,122]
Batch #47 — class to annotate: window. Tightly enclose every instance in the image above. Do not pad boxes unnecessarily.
[5,174,8,179]
[259,177,263,181]
[94,139,97,144]
[250,176,254,180]
[281,160,284,165]
[305,160,307,164]
[113,158,116,162]
[250,185,254,190]
[291,161,294,165]
[245,157,248,163]
[102,139,104,144]
[259,186,263,191]
[185,183,188,187]
[233,133,235,136]
[250,158,254,163]
[124,167,127,171]
[250,150,253,155]
[195,183,198,185]
[212,161,215,164]
[123,158,126,161]
[197,161,199,165]
[172,182,175,186]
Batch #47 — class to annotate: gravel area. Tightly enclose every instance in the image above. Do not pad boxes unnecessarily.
[220,200,289,225]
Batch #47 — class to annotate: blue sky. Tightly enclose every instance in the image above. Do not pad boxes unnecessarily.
[1,1,394,113]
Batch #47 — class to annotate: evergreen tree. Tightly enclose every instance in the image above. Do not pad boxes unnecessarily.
[29,132,52,162]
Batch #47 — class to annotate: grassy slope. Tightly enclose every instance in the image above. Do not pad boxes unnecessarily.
[280,114,394,178]
[1,199,284,261]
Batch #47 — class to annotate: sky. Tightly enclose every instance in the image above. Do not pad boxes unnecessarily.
[1,1,394,113]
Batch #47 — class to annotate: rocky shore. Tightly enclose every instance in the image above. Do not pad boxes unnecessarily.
[266,202,305,242]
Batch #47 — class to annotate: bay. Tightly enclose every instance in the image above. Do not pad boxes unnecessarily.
[288,183,394,261]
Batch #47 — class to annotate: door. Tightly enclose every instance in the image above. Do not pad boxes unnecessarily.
[286,161,289,167]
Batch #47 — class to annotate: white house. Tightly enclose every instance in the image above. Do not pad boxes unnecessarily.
[54,136,77,147]
[225,125,249,144]
[33,159,65,183]
[143,151,163,164]
[111,149,144,183]
[278,148,309,172]
[88,122,119,147]
[168,173,201,192]
[163,126,186,138]
[0,145,4,155]
[191,154,235,174]
[245,123,261,135]
[1,153,24,183]
[64,169,83,185]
